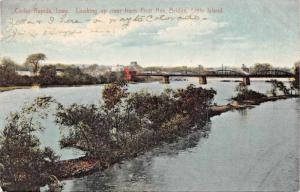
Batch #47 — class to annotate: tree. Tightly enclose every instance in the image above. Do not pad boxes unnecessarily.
[293,61,300,90]
[54,83,216,160]
[251,63,272,73]
[235,82,248,93]
[39,65,57,84]
[270,80,290,96]
[0,57,18,83]
[0,111,59,191]
[103,81,128,110]
[25,53,46,75]
[233,82,266,102]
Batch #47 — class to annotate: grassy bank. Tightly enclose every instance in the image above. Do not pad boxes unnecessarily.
[0,84,103,94]
[0,86,31,93]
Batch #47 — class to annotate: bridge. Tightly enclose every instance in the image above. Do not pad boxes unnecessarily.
[134,68,299,87]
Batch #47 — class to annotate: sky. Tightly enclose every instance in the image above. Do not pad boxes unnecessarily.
[0,0,299,68]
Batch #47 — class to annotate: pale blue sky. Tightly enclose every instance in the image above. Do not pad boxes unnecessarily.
[0,0,299,68]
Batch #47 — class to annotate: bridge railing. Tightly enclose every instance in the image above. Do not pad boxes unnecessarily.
[136,69,295,78]
[250,69,294,77]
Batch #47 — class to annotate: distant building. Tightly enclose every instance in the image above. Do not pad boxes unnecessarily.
[16,70,33,76]
[109,61,144,80]
[16,67,65,77]
[111,64,125,72]
[123,61,143,81]
[129,61,143,72]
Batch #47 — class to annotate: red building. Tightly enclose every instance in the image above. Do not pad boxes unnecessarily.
[124,66,136,81]
[124,61,142,81]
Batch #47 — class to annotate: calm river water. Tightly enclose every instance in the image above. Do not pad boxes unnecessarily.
[0,78,298,191]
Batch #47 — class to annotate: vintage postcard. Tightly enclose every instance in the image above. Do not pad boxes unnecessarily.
[0,0,299,191]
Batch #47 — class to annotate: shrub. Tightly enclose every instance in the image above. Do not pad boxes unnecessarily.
[232,83,266,102]
[0,112,59,190]
[55,83,216,160]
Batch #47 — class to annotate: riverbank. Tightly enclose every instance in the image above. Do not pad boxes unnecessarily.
[209,94,299,116]
[50,94,299,182]
[0,84,102,94]
[0,86,31,93]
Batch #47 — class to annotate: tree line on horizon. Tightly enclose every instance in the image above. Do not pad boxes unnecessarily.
[143,63,296,74]
[0,53,132,87]
[1,53,299,87]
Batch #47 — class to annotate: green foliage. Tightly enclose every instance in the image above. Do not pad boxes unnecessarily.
[0,105,59,190]
[102,81,128,110]
[175,85,216,121]
[55,83,216,160]
[39,65,57,84]
[0,57,18,84]
[127,89,178,132]
[251,63,272,73]
[24,53,46,74]
[233,83,267,102]
[269,79,290,96]
[61,66,98,85]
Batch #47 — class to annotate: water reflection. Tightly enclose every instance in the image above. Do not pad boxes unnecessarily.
[64,99,299,192]
[236,108,249,116]
[64,123,212,192]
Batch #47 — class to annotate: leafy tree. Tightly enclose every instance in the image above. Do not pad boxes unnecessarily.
[102,81,128,110]
[39,65,57,84]
[127,89,177,132]
[0,107,59,191]
[292,62,300,90]
[62,67,93,84]
[251,63,272,73]
[63,67,82,77]
[54,83,216,161]
[175,85,216,122]
[56,83,137,159]
[0,57,18,83]
[269,79,290,96]
[233,83,266,102]
[25,53,46,75]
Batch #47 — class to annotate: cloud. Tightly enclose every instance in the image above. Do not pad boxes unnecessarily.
[222,36,247,41]
[156,20,228,42]
[104,19,228,47]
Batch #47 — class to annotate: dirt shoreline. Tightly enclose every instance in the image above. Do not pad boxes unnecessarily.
[0,84,104,93]
[52,94,299,182]
[0,86,31,93]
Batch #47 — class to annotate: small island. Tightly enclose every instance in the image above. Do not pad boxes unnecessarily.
[0,79,298,191]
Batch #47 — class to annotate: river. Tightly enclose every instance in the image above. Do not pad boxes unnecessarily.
[0,78,298,191]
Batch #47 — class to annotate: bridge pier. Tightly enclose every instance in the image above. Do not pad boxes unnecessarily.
[199,76,207,84]
[163,76,170,84]
[243,76,250,85]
